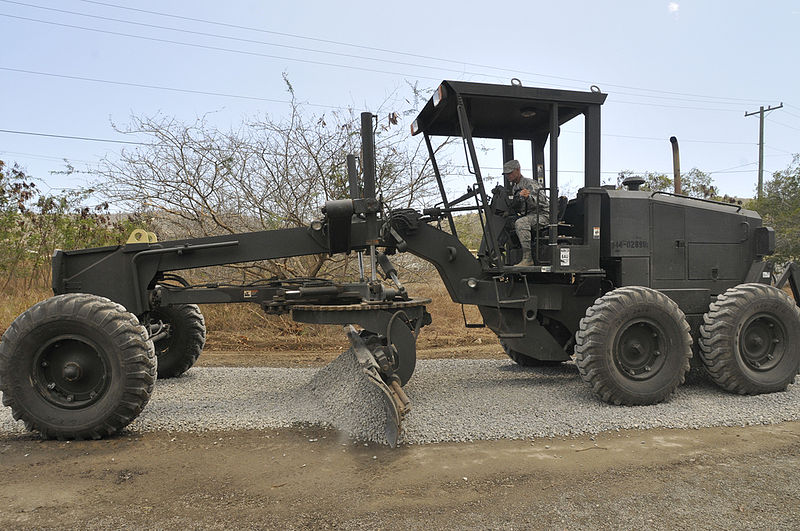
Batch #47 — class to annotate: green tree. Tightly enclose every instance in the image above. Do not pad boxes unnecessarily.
[750,154,800,261]
[0,160,145,289]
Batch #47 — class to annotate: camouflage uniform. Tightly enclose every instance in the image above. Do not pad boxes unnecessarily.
[512,176,550,251]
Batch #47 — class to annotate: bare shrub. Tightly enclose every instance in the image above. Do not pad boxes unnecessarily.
[95,78,446,281]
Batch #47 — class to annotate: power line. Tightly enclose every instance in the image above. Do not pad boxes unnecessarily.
[0,65,747,121]
[764,145,797,155]
[6,0,753,109]
[0,116,756,151]
[767,118,800,133]
[603,132,753,145]
[0,149,91,164]
[0,9,749,114]
[0,129,148,145]
[0,0,500,82]
[69,0,770,105]
[0,66,348,111]
[0,13,448,83]
[3,0,756,109]
[609,101,744,113]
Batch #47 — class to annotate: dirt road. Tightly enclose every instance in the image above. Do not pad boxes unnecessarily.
[2,421,798,529]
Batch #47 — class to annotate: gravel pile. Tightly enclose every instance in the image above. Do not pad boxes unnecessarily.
[305,348,390,444]
[2,359,799,445]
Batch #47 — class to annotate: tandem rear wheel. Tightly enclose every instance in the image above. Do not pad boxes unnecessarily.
[699,283,800,394]
[0,293,157,440]
[575,286,692,405]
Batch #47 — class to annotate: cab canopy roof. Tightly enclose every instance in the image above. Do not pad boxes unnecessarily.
[412,80,607,140]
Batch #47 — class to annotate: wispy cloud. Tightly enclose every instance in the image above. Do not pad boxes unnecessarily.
[668,2,680,13]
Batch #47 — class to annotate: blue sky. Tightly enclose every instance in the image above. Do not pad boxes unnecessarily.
[1,0,798,200]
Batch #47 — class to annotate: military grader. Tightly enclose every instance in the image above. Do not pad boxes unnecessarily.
[2,80,798,445]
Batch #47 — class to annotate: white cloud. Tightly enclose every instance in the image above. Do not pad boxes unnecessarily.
[668,2,680,13]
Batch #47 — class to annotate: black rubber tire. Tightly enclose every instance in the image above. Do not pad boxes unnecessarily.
[699,283,800,394]
[574,286,692,405]
[500,340,564,367]
[0,293,156,440]
[149,304,206,378]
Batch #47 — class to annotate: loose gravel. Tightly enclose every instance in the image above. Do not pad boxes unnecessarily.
[1,358,798,445]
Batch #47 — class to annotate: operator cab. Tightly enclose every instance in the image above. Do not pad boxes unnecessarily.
[411,79,607,272]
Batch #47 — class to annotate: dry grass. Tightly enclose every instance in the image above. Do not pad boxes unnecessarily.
[0,283,52,336]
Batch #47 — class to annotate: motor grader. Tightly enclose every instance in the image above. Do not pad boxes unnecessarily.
[2,80,798,445]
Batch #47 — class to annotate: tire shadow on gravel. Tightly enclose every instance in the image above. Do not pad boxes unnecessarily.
[496,361,580,376]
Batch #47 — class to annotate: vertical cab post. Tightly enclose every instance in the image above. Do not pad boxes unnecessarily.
[455,96,499,265]
[548,103,559,252]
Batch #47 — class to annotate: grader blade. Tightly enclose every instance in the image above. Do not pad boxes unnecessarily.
[344,325,411,447]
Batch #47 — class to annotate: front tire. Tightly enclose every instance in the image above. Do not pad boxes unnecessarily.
[699,283,800,394]
[575,286,692,405]
[149,304,206,378]
[0,294,156,439]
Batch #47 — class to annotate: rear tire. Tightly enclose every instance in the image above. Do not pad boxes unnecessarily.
[575,286,692,405]
[0,294,156,439]
[699,283,800,394]
[149,304,206,378]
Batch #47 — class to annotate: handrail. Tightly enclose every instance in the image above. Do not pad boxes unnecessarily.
[650,191,743,212]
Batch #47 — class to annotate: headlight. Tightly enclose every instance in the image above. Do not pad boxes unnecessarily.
[432,84,446,107]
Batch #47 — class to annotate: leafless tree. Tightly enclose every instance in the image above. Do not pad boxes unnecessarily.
[95,79,448,279]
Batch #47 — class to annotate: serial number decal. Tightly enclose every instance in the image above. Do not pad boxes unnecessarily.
[612,240,649,249]
[560,247,570,266]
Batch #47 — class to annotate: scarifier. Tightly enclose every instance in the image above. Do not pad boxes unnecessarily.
[2,80,799,445]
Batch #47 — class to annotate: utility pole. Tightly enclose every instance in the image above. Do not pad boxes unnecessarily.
[745,103,783,199]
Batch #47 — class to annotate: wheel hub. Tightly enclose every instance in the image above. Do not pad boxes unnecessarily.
[62,361,82,382]
[614,320,667,380]
[740,314,785,371]
[33,336,110,409]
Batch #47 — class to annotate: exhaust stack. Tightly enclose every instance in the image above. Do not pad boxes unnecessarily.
[670,136,681,195]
